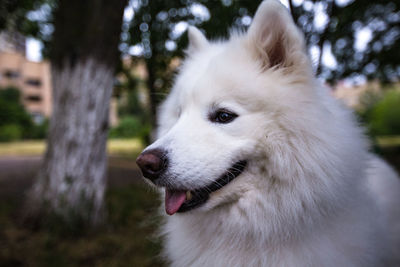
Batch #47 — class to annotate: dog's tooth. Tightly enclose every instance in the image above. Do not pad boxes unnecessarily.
[186,191,192,201]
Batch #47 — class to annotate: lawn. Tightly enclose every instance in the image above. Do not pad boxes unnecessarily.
[376,136,400,147]
[0,138,143,158]
[0,138,168,266]
[0,183,165,267]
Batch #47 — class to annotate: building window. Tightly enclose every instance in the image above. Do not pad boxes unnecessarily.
[25,78,42,87]
[26,95,42,102]
[3,69,20,79]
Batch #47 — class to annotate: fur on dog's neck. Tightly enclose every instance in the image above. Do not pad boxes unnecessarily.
[161,167,379,267]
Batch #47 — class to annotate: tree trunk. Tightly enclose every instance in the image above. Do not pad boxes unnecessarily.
[29,60,113,223]
[26,0,127,225]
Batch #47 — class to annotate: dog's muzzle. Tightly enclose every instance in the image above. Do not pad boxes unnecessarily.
[136,149,247,215]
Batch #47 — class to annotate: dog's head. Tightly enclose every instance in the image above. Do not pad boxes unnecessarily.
[136,0,364,216]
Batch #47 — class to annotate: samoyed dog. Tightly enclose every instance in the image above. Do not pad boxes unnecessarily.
[136,0,400,266]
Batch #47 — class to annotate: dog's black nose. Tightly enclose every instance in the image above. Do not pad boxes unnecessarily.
[136,149,167,181]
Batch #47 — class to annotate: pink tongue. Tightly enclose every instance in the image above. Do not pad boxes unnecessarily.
[165,189,187,215]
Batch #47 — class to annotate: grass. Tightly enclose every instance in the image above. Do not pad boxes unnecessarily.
[0,140,46,157]
[0,183,165,267]
[376,136,400,147]
[0,138,144,158]
[0,138,166,266]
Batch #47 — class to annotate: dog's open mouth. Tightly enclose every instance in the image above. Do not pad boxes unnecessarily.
[165,160,247,215]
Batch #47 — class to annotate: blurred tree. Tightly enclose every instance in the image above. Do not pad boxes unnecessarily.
[26,0,127,225]
[114,61,150,124]
[7,0,400,129]
[0,0,43,33]
[124,0,259,127]
[289,0,400,83]
[125,0,193,127]
[331,0,400,83]
[126,0,400,127]
[0,0,54,53]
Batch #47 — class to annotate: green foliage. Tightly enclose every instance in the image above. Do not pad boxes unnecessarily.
[368,90,400,135]
[117,87,147,119]
[8,0,400,84]
[6,0,400,131]
[357,89,382,125]
[0,88,32,128]
[0,0,50,40]
[115,87,152,143]
[0,124,22,142]
[109,116,150,142]
[109,117,140,138]
[0,87,48,141]
[125,0,259,123]
[28,119,49,139]
[290,0,400,82]
[0,86,20,102]
[0,87,33,141]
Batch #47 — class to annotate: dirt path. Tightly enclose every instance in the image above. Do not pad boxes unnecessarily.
[0,156,144,198]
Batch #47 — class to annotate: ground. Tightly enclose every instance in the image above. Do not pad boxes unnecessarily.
[0,141,166,267]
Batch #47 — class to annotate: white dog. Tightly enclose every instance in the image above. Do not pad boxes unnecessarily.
[136,1,400,266]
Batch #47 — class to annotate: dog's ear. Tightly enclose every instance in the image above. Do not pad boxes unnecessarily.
[247,0,309,71]
[187,26,208,52]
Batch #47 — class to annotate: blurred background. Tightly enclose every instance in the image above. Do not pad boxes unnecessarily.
[0,0,399,266]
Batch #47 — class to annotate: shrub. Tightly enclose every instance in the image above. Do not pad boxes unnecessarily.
[109,116,145,139]
[0,87,34,140]
[357,89,382,123]
[368,90,400,136]
[26,119,49,139]
[0,124,22,142]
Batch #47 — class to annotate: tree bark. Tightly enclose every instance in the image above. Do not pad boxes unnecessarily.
[29,60,113,223]
[26,0,127,225]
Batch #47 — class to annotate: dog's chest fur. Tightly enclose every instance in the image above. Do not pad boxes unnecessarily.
[162,190,383,267]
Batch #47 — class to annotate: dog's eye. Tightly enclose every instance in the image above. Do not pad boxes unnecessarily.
[210,109,238,124]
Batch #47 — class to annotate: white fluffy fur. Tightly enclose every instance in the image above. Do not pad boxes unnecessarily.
[142,1,400,266]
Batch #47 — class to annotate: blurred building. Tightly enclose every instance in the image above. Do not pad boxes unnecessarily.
[0,32,52,123]
[0,31,119,126]
[332,80,382,109]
